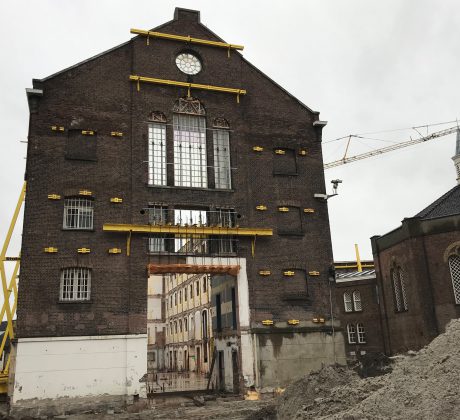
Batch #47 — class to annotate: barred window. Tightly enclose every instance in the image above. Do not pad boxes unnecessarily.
[60,268,91,301]
[63,198,93,230]
[214,208,236,254]
[343,292,353,312]
[213,129,231,189]
[448,255,460,304]
[173,114,207,188]
[347,323,356,344]
[391,267,408,312]
[353,291,362,312]
[357,323,366,343]
[148,122,167,186]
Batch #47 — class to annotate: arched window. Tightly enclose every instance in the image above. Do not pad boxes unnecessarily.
[179,320,182,333]
[184,317,188,332]
[343,292,353,312]
[391,266,408,312]
[449,255,460,304]
[174,321,178,334]
[173,97,207,188]
[202,310,208,339]
[202,276,207,293]
[357,323,366,343]
[212,118,231,189]
[353,291,362,312]
[179,290,182,304]
[346,323,356,344]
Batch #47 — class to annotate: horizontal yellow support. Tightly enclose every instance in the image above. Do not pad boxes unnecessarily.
[129,75,246,101]
[253,146,264,152]
[335,264,374,269]
[283,270,295,276]
[77,248,91,254]
[51,125,64,132]
[303,208,315,213]
[309,271,320,276]
[79,190,92,196]
[111,131,123,137]
[3,256,20,261]
[48,194,61,200]
[130,29,244,51]
[259,270,271,276]
[262,320,274,326]
[44,247,58,253]
[278,207,289,212]
[256,205,267,211]
[103,223,273,237]
[108,248,122,254]
[81,130,94,136]
[287,319,299,325]
[274,149,285,155]
[110,197,123,203]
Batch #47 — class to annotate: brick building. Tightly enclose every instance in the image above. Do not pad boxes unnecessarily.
[12,8,344,408]
[334,261,385,357]
[371,182,460,355]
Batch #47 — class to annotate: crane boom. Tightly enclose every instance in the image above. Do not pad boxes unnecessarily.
[324,126,459,170]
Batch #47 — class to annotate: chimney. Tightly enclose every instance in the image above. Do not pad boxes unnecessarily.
[174,8,201,23]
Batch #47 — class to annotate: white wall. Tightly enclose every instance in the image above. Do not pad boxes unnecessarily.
[12,334,147,403]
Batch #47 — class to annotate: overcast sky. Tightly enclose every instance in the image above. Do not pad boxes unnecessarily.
[0,0,459,270]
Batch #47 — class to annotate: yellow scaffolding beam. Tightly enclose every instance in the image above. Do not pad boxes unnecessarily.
[130,29,244,52]
[104,223,272,237]
[0,181,26,392]
[129,75,247,102]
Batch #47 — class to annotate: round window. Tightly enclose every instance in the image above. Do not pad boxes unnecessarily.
[175,53,202,75]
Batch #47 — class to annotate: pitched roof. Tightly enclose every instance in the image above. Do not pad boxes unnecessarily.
[414,185,460,220]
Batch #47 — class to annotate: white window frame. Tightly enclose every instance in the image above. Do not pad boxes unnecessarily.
[60,268,91,301]
[148,122,167,186]
[347,323,356,344]
[213,129,231,189]
[63,198,94,230]
[343,292,353,312]
[353,291,362,312]
[357,323,366,343]
[449,255,460,304]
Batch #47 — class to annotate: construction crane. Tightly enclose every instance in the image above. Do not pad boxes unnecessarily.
[324,126,459,170]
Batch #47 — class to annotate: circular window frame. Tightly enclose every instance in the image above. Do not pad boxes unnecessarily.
[175,52,202,75]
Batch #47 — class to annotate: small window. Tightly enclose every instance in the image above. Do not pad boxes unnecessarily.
[60,268,91,301]
[357,323,366,343]
[184,287,188,301]
[353,291,362,312]
[63,198,94,230]
[273,148,297,175]
[179,320,182,333]
[347,323,356,344]
[149,206,168,225]
[202,276,207,293]
[174,293,177,306]
[179,290,182,304]
[190,284,193,299]
[148,117,167,186]
[343,292,353,312]
[449,255,460,304]
[184,318,188,332]
[196,281,199,296]
[174,321,177,334]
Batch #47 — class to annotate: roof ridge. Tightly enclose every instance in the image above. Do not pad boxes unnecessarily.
[415,184,460,218]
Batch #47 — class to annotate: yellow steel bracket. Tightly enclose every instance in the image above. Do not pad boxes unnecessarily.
[129,75,246,103]
[0,181,26,380]
[126,230,132,257]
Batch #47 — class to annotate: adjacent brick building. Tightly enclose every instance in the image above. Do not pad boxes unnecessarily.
[12,8,345,409]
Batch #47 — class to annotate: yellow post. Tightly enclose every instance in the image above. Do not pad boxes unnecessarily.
[355,243,363,272]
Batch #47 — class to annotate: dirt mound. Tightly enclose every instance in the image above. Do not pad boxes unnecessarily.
[261,318,460,420]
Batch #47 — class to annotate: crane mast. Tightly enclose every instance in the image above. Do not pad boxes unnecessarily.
[324,126,459,170]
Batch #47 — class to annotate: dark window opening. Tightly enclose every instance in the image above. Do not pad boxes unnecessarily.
[273,148,297,175]
[277,206,302,235]
[65,129,97,161]
[231,287,237,330]
[216,293,222,332]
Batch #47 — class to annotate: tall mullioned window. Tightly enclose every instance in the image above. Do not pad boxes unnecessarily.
[173,98,207,188]
[213,118,231,189]
[391,266,408,312]
[449,255,460,304]
[148,112,167,186]
[60,268,91,301]
[63,198,93,230]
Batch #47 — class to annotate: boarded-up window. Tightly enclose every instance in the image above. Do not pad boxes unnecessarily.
[273,148,297,175]
[65,129,97,161]
[277,206,302,235]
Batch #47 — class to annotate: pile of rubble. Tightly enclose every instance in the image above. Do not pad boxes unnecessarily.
[258,318,460,420]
